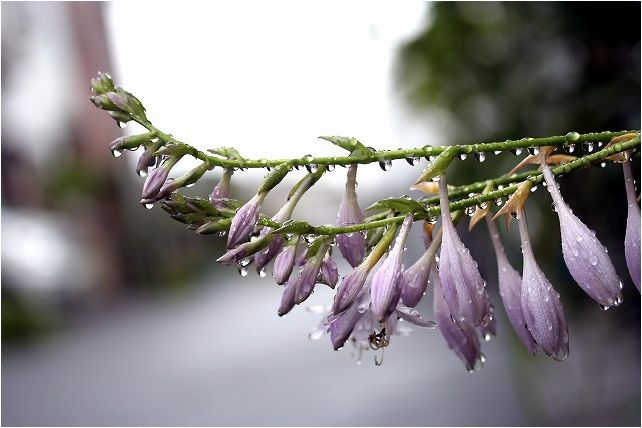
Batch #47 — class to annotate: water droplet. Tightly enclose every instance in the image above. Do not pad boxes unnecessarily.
[590,256,598,266]
[186,183,195,188]
[493,150,501,155]
[238,266,248,277]
[238,257,252,267]
[216,231,227,237]
[618,281,623,290]
[327,164,335,172]
[563,143,575,153]
[510,148,523,156]
[530,185,538,192]
[528,146,540,156]
[405,156,419,166]
[465,206,475,216]
[378,159,392,171]
[474,152,486,162]
[600,162,606,168]
[305,164,318,173]
[551,202,558,212]
[495,197,504,206]
[144,203,154,210]
[259,267,267,277]
[431,175,440,182]
[511,212,519,220]
[599,304,609,311]
[477,201,489,210]
[458,153,467,160]
[302,154,314,163]
[583,142,594,153]
[137,169,148,177]
[117,121,126,129]
[111,149,122,158]
[565,131,580,142]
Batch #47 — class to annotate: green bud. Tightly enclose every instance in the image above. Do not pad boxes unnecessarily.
[257,161,292,195]
[414,146,459,184]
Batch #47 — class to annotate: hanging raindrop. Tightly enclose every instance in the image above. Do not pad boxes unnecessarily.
[583,142,594,153]
[563,143,575,153]
[510,148,523,156]
[458,153,467,160]
[474,152,486,162]
[238,266,248,277]
[528,146,540,155]
[405,156,420,166]
[305,164,318,173]
[111,149,122,158]
[565,131,580,142]
[379,159,392,171]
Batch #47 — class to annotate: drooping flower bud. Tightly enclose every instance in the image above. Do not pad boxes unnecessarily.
[433,268,483,372]
[278,279,297,317]
[371,215,413,322]
[136,140,163,178]
[623,159,640,291]
[141,156,181,201]
[541,162,623,309]
[400,228,442,307]
[142,162,210,204]
[438,173,488,327]
[328,292,368,350]
[335,165,366,267]
[109,132,156,153]
[273,236,300,285]
[485,214,538,354]
[227,193,266,248]
[216,233,273,266]
[319,253,339,288]
[293,242,330,304]
[209,168,234,209]
[517,208,569,361]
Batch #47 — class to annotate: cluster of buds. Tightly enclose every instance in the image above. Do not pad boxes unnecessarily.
[90,72,640,369]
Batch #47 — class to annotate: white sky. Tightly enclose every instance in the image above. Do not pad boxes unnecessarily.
[106,2,441,193]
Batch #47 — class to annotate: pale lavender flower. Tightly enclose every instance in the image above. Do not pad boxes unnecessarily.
[209,168,234,209]
[278,280,297,317]
[541,163,623,308]
[273,237,300,285]
[331,262,370,315]
[141,156,180,200]
[319,254,339,288]
[335,165,366,267]
[433,269,483,372]
[438,174,489,327]
[135,140,162,178]
[328,292,369,350]
[371,215,413,322]
[400,229,442,308]
[227,193,266,248]
[518,208,569,361]
[623,160,640,291]
[293,243,330,304]
[485,214,538,354]
[254,203,295,272]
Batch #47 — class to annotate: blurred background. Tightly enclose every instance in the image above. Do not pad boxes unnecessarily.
[1,1,640,426]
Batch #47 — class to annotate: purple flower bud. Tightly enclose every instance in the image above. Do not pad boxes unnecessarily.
[293,244,329,304]
[227,193,266,248]
[328,292,368,350]
[438,174,488,327]
[209,168,234,209]
[141,157,180,200]
[623,160,640,291]
[335,166,366,267]
[400,230,442,307]
[320,255,339,288]
[136,142,161,178]
[433,270,483,372]
[395,303,436,328]
[542,164,623,308]
[518,209,569,361]
[371,215,413,322]
[106,92,130,111]
[254,203,295,272]
[485,215,538,354]
[331,263,370,316]
[216,234,272,266]
[273,237,300,285]
[278,280,297,317]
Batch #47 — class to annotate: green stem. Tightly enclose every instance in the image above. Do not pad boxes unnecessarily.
[132,114,635,169]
